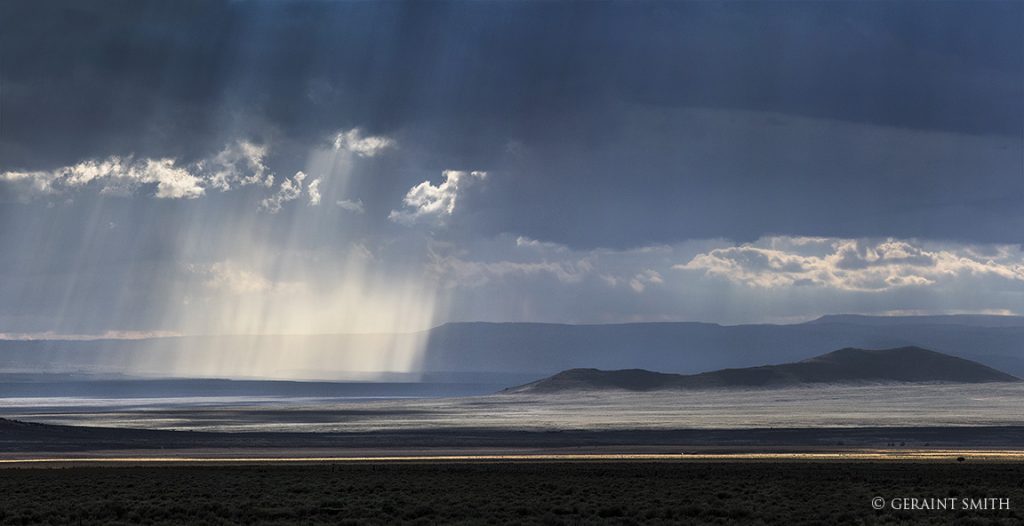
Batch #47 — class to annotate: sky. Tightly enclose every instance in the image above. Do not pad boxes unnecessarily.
[1,0,1022,337]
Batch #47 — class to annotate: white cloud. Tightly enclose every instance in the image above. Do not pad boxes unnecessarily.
[204,140,272,192]
[332,128,394,157]
[189,261,272,294]
[260,171,307,213]
[143,159,206,199]
[429,235,1024,325]
[677,238,1024,291]
[429,253,591,288]
[1,140,272,200]
[187,261,305,296]
[0,133,389,209]
[0,330,182,341]
[336,198,365,214]
[389,170,487,225]
[307,178,322,206]
[186,259,307,304]
[629,269,664,293]
[1,156,205,199]
[515,236,568,252]
[0,170,61,195]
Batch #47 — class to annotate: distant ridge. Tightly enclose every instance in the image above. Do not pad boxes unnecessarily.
[505,347,1020,393]
[7,314,1024,380]
[809,314,1024,328]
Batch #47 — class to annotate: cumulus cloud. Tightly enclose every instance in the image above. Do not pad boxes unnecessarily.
[516,236,568,252]
[1,140,272,200]
[307,178,322,206]
[389,170,487,225]
[332,128,394,157]
[0,156,205,199]
[629,269,664,293]
[260,171,307,213]
[336,198,365,214]
[429,253,592,288]
[677,238,1024,291]
[429,235,1024,325]
[187,261,304,296]
[189,261,272,294]
[0,170,58,195]
[143,159,206,199]
[203,141,273,192]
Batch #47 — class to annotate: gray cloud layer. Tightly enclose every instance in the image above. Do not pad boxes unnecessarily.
[2,1,1020,247]
[0,1,1021,334]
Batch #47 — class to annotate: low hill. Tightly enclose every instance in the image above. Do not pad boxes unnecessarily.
[505,347,1020,393]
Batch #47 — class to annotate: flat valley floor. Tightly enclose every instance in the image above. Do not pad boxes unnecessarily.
[1,460,1023,525]
[4,384,1024,524]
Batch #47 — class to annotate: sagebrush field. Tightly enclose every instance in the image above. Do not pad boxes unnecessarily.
[1,461,1023,525]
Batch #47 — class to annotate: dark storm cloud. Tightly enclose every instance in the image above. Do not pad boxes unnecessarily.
[1,1,1021,248]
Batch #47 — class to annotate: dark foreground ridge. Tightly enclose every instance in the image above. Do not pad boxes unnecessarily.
[506,346,1020,393]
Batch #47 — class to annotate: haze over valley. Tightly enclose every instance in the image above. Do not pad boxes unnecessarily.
[4,314,1024,382]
